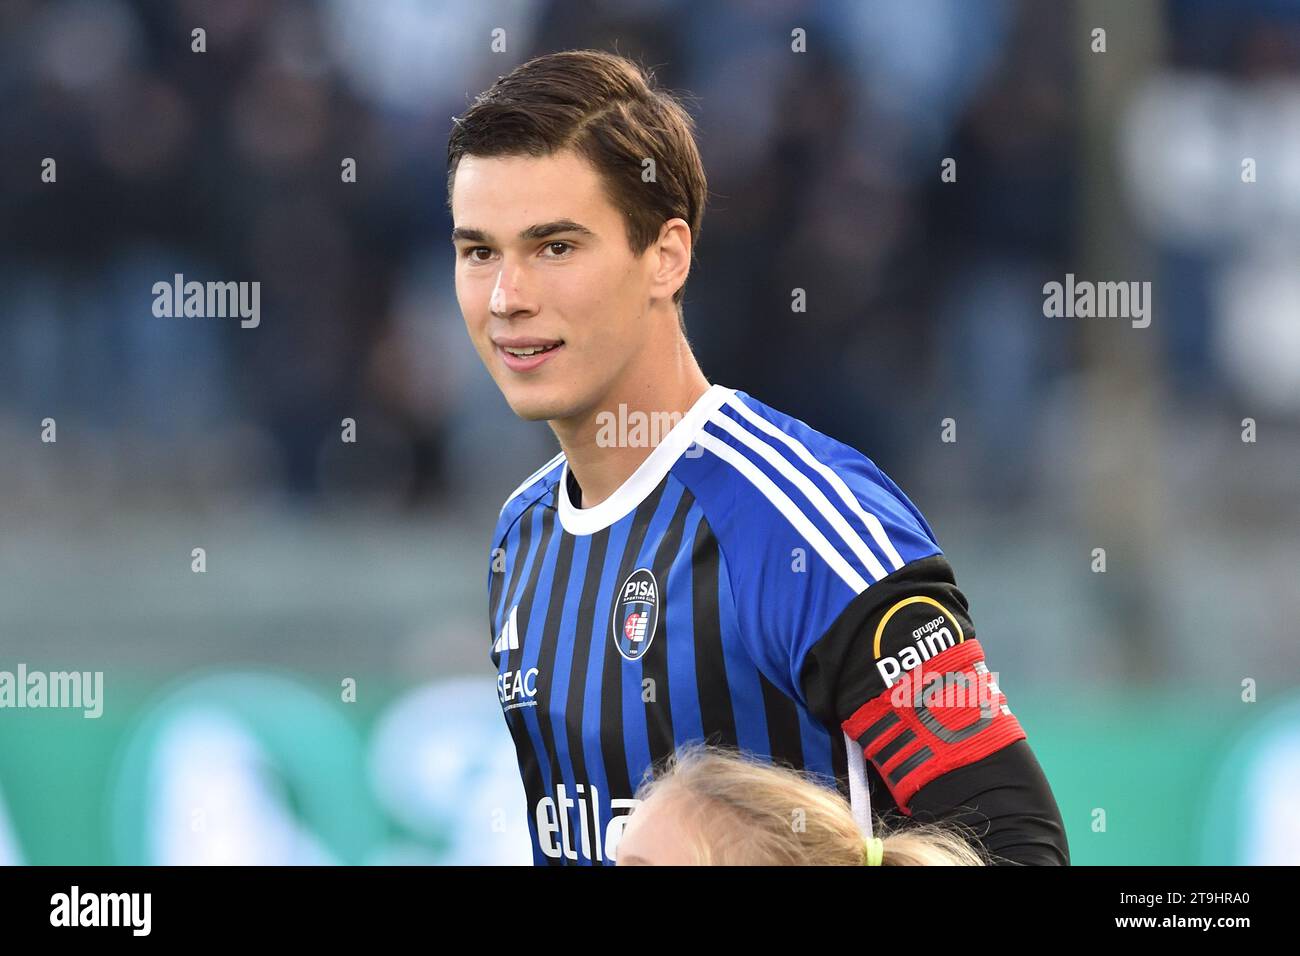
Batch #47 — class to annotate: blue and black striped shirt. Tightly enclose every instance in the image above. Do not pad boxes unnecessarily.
[488,383,1031,865]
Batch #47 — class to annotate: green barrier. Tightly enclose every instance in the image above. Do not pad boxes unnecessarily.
[106,669,387,865]
[0,676,1292,865]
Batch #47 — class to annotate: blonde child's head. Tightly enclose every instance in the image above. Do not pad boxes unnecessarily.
[616,741,988,866]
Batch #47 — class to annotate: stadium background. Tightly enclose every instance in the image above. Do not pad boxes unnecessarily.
[2,0,1298,865]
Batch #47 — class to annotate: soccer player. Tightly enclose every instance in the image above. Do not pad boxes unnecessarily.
[448,50,1069,866]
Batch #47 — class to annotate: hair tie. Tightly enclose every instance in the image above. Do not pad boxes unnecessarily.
[863,835,884,867]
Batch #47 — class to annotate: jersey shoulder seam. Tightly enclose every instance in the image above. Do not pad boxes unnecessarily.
[693,392,926,584]
[498,450,565,518]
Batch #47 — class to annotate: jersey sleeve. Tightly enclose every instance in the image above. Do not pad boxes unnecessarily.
[707,442,945,709]
[487,457,561,662]
[775,490,1067,862]
[681,390,1067,860]
[797,552,1026,813]
[706,442,1029,816]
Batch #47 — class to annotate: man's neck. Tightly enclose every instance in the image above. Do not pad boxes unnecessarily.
[552,359,710,511]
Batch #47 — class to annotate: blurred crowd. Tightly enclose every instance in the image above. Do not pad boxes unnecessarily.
[1,0,1297,520]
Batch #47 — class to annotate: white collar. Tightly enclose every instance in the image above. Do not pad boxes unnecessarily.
[557,384,735,535]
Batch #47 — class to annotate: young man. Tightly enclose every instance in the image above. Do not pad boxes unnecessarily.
[448,50,1069,866]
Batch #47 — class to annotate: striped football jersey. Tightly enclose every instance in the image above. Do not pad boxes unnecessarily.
[487,384,1025,865]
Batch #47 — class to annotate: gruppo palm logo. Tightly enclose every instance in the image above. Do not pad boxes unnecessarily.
[612,568,659,662]
[872,596,965,688]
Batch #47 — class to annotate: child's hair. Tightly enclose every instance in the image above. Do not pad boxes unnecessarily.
[631,741,989,866]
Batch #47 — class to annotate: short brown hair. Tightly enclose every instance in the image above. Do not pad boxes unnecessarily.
[446,49,708,312]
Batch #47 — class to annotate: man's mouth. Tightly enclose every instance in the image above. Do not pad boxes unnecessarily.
[496,339,565,371]
[501,343,562,357]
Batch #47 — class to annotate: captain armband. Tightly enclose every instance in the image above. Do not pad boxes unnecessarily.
[841,638,1026,813]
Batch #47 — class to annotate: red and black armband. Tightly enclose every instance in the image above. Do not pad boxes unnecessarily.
[840,638,1026,813]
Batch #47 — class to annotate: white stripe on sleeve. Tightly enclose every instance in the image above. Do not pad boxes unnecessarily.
[695,431,869,593]
[708,411,889,582]
[724,396,905,571]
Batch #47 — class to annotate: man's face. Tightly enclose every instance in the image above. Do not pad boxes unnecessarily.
[451,148,654,424]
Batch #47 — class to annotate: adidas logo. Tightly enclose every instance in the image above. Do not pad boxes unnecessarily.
[493,604,520,653]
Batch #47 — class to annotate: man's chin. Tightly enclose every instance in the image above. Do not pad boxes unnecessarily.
[503,390,572,423]
[510,403,559,423]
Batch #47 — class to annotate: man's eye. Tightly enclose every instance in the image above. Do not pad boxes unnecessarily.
[543,241,573,257]
[462,246,492,262]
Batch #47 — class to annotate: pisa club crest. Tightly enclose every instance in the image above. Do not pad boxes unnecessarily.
[613,568,660,662]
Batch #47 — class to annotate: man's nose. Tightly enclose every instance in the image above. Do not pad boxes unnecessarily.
[490,260,535,318]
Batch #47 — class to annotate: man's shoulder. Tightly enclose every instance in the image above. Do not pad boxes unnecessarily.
[678,388,938,565]
[494,450,565,537]
[715,390,895,483]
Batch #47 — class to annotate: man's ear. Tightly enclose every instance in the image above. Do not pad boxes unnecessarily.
[650,218,692,304]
